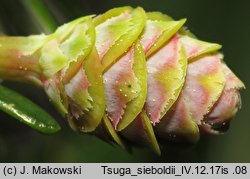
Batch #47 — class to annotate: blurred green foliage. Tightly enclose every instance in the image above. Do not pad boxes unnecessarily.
[0,0,249,162]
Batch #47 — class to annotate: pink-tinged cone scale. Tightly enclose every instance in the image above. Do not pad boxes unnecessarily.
[103,46,140,129]
[65,67,92,118]
[146,34,185,124]
[201,64,245,134]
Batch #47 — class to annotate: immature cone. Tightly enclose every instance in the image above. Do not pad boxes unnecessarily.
[0,7,245,154]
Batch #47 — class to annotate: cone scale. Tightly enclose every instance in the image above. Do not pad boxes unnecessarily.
[0,7,245,154]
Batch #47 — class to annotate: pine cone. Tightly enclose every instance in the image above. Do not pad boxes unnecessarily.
[0,7,244,154]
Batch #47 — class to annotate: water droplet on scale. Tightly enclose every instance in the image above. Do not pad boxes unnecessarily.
[38,123,45,128]
[131,90,136,94]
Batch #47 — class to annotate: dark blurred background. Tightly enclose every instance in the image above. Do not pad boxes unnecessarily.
[0,0,249,162]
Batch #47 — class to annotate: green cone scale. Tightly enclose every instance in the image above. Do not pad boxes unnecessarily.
[0,7,245,154]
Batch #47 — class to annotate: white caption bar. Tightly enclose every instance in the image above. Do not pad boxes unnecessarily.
[0,163,249,179]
